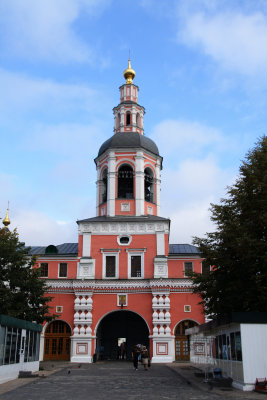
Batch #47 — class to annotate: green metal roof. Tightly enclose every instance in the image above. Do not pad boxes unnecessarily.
[0,315,42,332]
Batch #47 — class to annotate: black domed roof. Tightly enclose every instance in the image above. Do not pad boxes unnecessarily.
[97,132,159,157]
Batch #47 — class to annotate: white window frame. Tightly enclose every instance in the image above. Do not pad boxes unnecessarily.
[102,252,119,279]
[117,234,132,246]
[127,250,145,279]
[58,262,68,278]
[184,305,191,312]
[56,306,63,313]
[184,261,193,277]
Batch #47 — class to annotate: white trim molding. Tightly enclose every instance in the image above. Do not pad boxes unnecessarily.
[127,250,145,279]
[102,251,119,279]
[78,221,169,235]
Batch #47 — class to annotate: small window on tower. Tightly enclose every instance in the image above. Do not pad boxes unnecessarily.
[126,112,131,126]
[117,113,120,128]
[136,113,140,127]
[144,167,154,203]
[117,164,134,199]
[101,168,108,203]
[131,255,142,278]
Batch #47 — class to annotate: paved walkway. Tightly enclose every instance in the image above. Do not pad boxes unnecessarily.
[0,361,262,400]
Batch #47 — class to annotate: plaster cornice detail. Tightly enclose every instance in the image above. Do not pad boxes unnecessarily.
[46,278,193,291]
[78,221,169,235]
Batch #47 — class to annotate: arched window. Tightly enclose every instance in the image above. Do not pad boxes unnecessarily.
[117,113,120,129]
[126,112,131,126]
[144,167,154,203]
[136,113,140,127]
[117,164,134,199]
[44,321,71,361]
[175,320,198,335]
[101,168,108,203]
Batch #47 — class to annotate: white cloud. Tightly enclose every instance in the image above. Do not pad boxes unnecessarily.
[149,118,233,244]
[13,209,77,246]
[161,157,232,243]
[179,11,267,76]
[0,69,101,116]
[0,0,110,63]
[150,119,223,160]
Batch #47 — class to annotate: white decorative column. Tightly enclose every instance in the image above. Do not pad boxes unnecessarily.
[107,151,116,216]
[71,293,93,363]
[77,227,95,279]
[154,231,168,278]
[96,167,101,216]
[132,111,137,131]
[151,293,175,363]
[155,159,161,216]
[135,150,144,216]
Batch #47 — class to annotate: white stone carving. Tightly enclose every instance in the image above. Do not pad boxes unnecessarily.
[151,293,174,363]
[147,206,153,215]
[73,293,93,339]
[78,221,169,235]
[154,257,168,279]
[121,203,130,212]
[77,259,95,279]
[47,278,193,291]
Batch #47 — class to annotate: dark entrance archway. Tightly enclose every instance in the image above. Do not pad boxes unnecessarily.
[96,311,149,360]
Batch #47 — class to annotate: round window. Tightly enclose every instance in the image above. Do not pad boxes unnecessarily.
[120,236,130,244]
[117,235,132,245]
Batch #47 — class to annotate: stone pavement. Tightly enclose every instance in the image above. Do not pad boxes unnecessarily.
[0,361,262,400]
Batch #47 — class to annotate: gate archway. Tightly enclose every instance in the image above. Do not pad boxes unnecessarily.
[44,320,71,361]
[175,320,198,361]
[96,310,149,360]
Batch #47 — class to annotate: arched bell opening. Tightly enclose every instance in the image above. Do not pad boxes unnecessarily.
[174,320,198,361]
[126,111,131,126]
[136,113,140,128]
[144,167,154,203]
[43,320,71,361]
[116,113,120,129]
[95,310,149,361]
[117,164,134,199]
[100,168,108,204]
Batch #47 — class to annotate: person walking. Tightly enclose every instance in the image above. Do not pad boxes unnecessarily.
[132,344,140,370]
[141,346,149,371]
[121,342,126,360]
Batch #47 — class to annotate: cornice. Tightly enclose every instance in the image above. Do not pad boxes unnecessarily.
[46,278,193,292]
[78,220,169,235]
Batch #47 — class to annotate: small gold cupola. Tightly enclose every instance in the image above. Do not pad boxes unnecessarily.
[3,207,10,227]
[123,59,136,84]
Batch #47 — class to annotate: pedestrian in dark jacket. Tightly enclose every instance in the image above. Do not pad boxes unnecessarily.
[132,345,140,370]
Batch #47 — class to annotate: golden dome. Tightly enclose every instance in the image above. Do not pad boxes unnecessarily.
[123,59,135,84]
[3,208,10,227]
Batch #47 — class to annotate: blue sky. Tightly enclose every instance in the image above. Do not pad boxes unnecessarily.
[1,0,267,245]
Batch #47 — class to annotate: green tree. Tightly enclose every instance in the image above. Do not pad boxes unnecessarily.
[191,136,267,318]
[0,227,53,323]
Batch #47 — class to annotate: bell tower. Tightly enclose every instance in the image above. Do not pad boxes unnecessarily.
[94,60,162,218]
[113,60,145,135]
